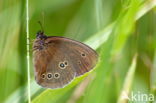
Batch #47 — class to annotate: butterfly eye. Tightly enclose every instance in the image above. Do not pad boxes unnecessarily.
[47,73,52,79]
[41,74,46,79]
[54,73,60,79]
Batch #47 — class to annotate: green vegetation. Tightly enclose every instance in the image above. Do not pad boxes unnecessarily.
[0,0,156,103]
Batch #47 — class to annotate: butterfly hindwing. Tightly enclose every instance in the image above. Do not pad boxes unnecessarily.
[33,40,76,89]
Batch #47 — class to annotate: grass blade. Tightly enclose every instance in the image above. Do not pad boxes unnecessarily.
[117,54,138,103]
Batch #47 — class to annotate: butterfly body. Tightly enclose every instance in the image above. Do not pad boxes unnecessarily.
[33,31,98,89]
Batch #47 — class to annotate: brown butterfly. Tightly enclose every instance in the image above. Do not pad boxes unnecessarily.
[33,31,98,89]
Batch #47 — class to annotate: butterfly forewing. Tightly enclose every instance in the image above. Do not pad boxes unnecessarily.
[45,37,98,76]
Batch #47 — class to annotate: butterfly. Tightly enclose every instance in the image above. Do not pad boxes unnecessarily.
[33,31,98,89]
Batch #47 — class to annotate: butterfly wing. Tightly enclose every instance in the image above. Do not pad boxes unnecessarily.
[33,40,76,89]
[45,37,98,77]
[33,36,98,89]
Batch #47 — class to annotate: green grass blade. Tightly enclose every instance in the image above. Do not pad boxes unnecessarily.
[112,0,141,55]
[117,54,138,103]
[150,51,156,96]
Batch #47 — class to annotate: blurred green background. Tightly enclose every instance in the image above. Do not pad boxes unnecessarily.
[0,0,156,103]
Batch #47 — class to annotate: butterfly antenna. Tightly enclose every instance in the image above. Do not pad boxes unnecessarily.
[38,21,44,33]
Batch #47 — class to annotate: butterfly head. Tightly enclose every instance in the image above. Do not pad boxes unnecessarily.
[36,31,47,39]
